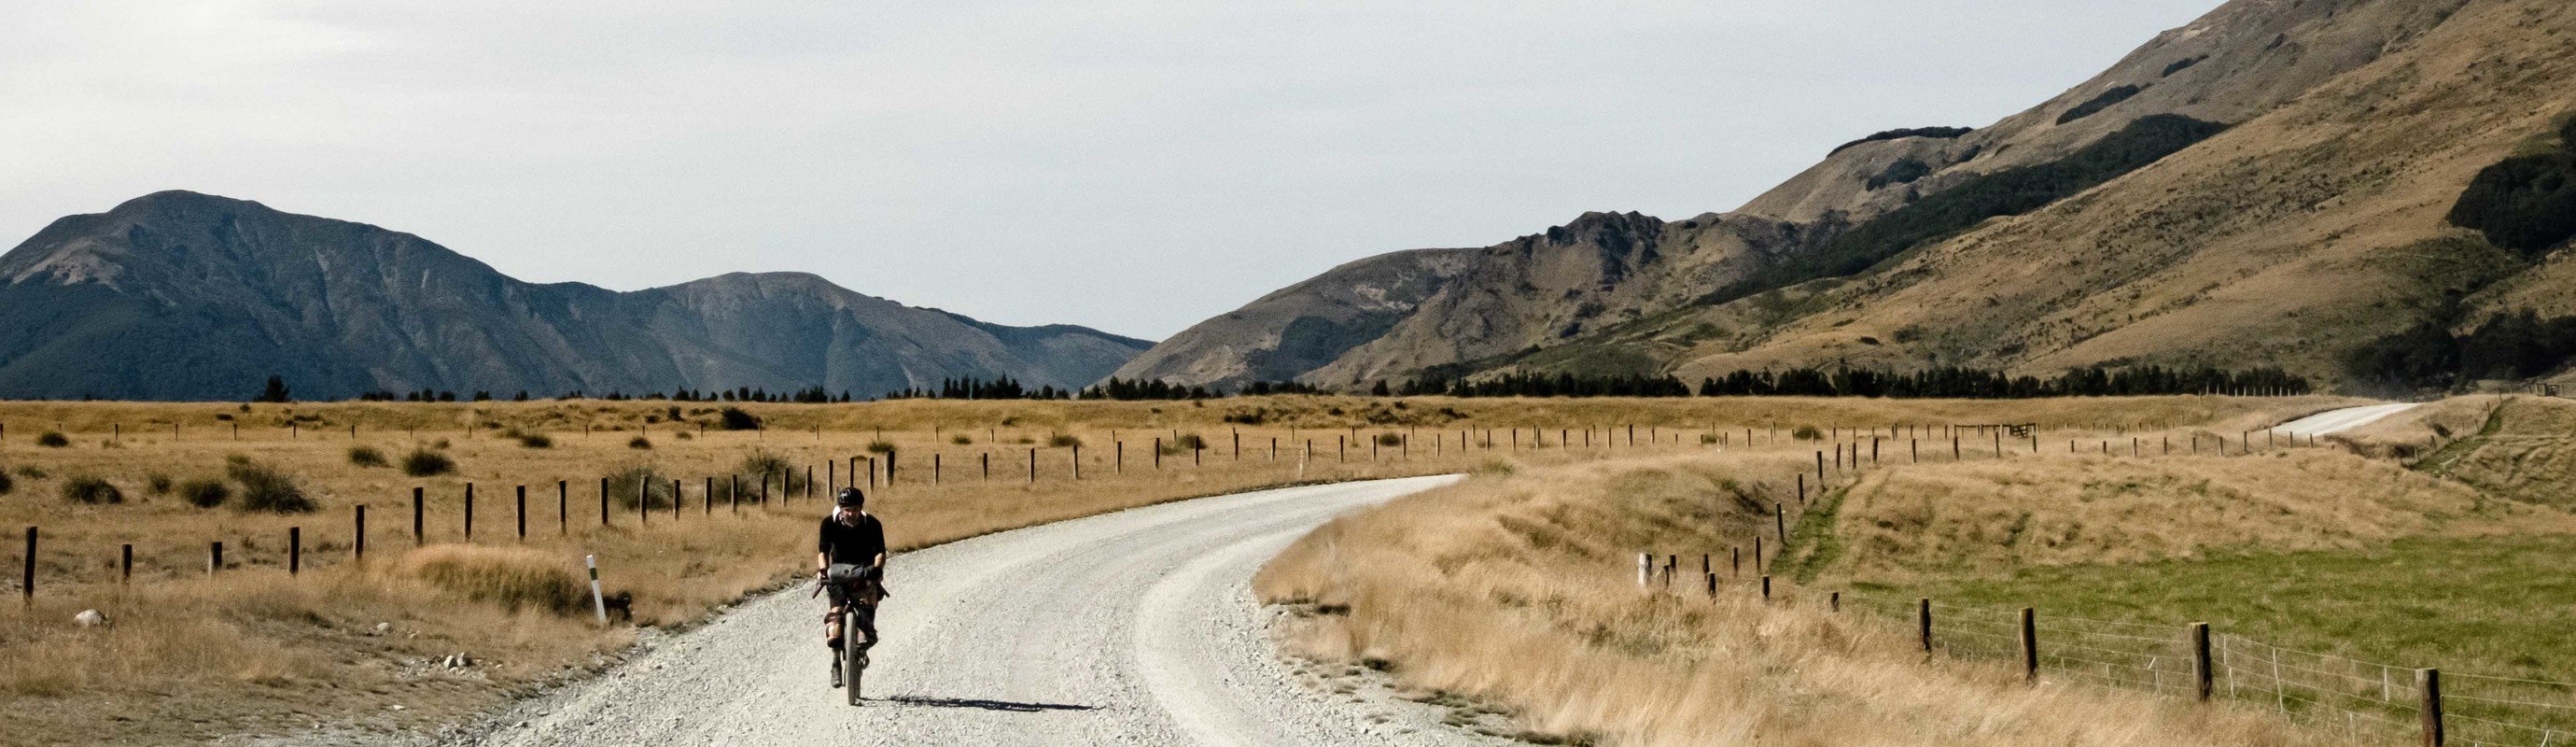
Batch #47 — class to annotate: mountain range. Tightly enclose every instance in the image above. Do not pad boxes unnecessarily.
[0,191,1150,401]
[1117,0,2576,393]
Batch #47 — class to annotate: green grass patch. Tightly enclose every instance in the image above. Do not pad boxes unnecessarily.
[1851,533,2576,680]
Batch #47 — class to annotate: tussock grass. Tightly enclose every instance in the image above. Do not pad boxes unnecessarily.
[60,475,120,504]
[35,431,69,447]
[1258,454,2335,746]
[225,457,316,514]
[400,447,455,476]
[393,545,587,613]
[178,478,229,508]
[346,445,388,468]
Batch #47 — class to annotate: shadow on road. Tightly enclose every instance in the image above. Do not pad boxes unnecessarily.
[877,695,1097,712]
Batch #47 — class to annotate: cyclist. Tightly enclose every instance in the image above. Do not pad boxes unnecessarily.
[817,486,887,681]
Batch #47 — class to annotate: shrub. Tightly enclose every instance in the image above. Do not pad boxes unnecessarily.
[719,407,762,430]
[147,473,174,494]
[1175,433,1207,450]
[673,431,693,441]
[628,436,652,450]
[1793,426,1824,441]
[1701,433,1720,444]
[35,431,68,447]
[347,445,388,468]
[1048,434,1083,448]
[2445,121,2576,255]
[607,463,676,509]
[738,449,808,493]
[952,434,973,445]
[227,457,316,514]
[866,441,895,455]
[396,545,586,614]
[517,432,553,449]
[180,478,231,508]
[0,472,12,496]
[401,448,456,477]
[14,465,46,479]
[62,475,122,504]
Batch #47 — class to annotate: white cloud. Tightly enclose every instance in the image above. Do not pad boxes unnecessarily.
[0,0,2223,339]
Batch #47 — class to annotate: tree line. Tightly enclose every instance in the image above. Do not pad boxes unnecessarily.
[1397,365,2310,400]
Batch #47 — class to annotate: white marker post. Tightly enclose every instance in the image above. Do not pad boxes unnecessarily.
[586,554,608,625]
[1637,553,1651,589]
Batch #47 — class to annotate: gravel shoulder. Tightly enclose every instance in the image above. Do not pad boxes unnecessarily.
[425,474,1505,747]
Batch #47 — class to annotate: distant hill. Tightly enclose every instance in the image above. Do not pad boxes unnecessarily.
[0,191,1152,401]
[1120,0,2576,393]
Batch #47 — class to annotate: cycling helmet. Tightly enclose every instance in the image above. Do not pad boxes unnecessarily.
[835,487,864,508]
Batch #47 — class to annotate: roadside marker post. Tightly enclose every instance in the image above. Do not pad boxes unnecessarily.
[587,555,608,625]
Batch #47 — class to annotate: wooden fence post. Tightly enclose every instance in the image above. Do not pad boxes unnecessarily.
[355,506,367,560]
[2420,669,2444,747]
[933,454,942,485]
[2020,607,2039,683]
[2191,622,2214,701]
[120,543,132,584]
[516,486,527,540]
[464,483,476,540]
[1919,599,1934,653]
[1760,575,1771,601]
[559,481,570,532]
[208,541,223,575]
[672,478,682,519]
[20,527,32,604]
[640,477,651,524]
[1797,474,1806,505]
[1775,503,1787,543]
[1028,448,1038,483]
[1072,445,1082,479]
[599,477,609,526]
[413,486,425,544]
[887,449,897,484]
[288,527,301,576]
[705,477,714,515]
[1731,546,1741,577]
[1829,591,1841,613]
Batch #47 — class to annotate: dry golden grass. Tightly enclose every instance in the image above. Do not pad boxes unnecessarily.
[1813,449,2547,581]
[0,393,2347,744]
[1257,454,2342,746]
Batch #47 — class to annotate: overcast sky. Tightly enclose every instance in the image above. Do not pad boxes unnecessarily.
[0,0,2223,340]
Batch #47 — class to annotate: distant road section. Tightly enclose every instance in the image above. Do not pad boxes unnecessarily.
[2275,402,2422,436]
[450,474,1497,747]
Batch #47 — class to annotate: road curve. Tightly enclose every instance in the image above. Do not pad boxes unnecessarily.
[2275,402,2421,436]
[451,474,1499,747]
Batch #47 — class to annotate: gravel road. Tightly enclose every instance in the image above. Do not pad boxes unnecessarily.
[445,474,1509,747]
[2275,402,2421,436]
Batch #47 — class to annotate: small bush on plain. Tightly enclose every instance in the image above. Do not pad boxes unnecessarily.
[62,475,121,504]
[1048,434,1083,448]
[180,478,231,508]
[628,436,652,450]
[35,431,68,447]
[347,445,388,467]
[402,448,456,477]
[227,457,316,514]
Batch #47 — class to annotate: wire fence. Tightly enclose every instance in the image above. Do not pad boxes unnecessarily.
[1821,589,2576,746]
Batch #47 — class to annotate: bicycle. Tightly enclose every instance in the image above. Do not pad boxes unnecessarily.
[816,564,883,705]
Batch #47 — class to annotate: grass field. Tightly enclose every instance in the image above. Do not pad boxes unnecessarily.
[0,393,2358,744]
[1257,393,2576,746]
